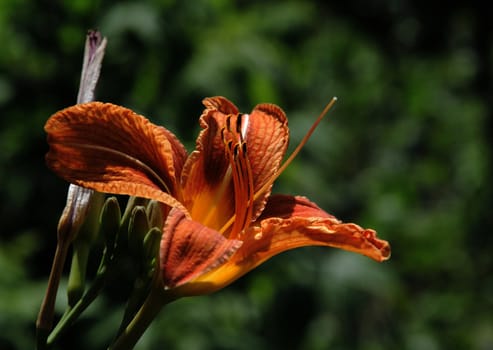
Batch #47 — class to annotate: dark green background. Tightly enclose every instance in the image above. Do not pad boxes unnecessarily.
[1,1,491,349]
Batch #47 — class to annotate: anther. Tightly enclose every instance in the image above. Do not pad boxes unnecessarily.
[236,114,243,134]
[226,115,232,131]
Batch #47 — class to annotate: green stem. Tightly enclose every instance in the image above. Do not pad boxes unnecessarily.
[47,242,115,346]
[47,264,108,346]
[115,277,149,338]
[36,242,69,349]
[109,285,172,350]
[67,241,90,306]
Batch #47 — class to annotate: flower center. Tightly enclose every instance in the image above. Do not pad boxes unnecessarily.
[203,97,337,239]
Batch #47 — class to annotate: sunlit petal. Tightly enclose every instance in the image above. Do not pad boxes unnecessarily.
[160,208,242,290]
[180,97,239,229]
[45,102,188,205]
[251,195,391,263]
[182,195,390,294]
[244,103,289,219]
[258,194,335,220]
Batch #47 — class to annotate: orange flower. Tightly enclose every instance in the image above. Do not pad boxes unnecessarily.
[45,96,390,297]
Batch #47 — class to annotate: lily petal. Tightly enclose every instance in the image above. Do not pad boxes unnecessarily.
[250,195,391,263]
[180,97,238,229]
[183,195,390,295]
[243,103,289,218]
[45,102,188,210]
[160,208,242,290]
[258,194,336,220]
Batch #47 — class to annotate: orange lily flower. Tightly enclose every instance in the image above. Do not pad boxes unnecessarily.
[45,96,390,297]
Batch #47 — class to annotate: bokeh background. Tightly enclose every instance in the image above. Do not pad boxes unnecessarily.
[1,1,492,349]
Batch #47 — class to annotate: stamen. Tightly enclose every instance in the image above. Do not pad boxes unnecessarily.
[217,116,255,238]
[253,97,338,202]
[242,144,254,229]
[218,212,235,235]
[229,142,255,239]
[235,114,243,135]
[207,121,240,235]
[226,115,232,132]
[228,143,245,236]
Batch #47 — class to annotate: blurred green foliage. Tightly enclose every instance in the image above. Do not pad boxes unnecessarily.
[1,0,492,349]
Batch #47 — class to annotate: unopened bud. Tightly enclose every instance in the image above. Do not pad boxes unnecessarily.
[146,200,164,230]
[143,227,162,270]
[66,192,104,306]
[128,206,150,256]
[120,197,149,233]
[99,196,122,250]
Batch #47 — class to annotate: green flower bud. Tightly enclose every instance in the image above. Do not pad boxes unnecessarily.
[99,196,122,251]
[120,197,149,233]
[128,206,150,256]
[143,227,162,273]
[66,192,105,306]
[146,200,164,230]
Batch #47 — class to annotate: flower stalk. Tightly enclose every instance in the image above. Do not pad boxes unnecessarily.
[36,30,107,349]
[110,275,174,350]
[47,196,122,345]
